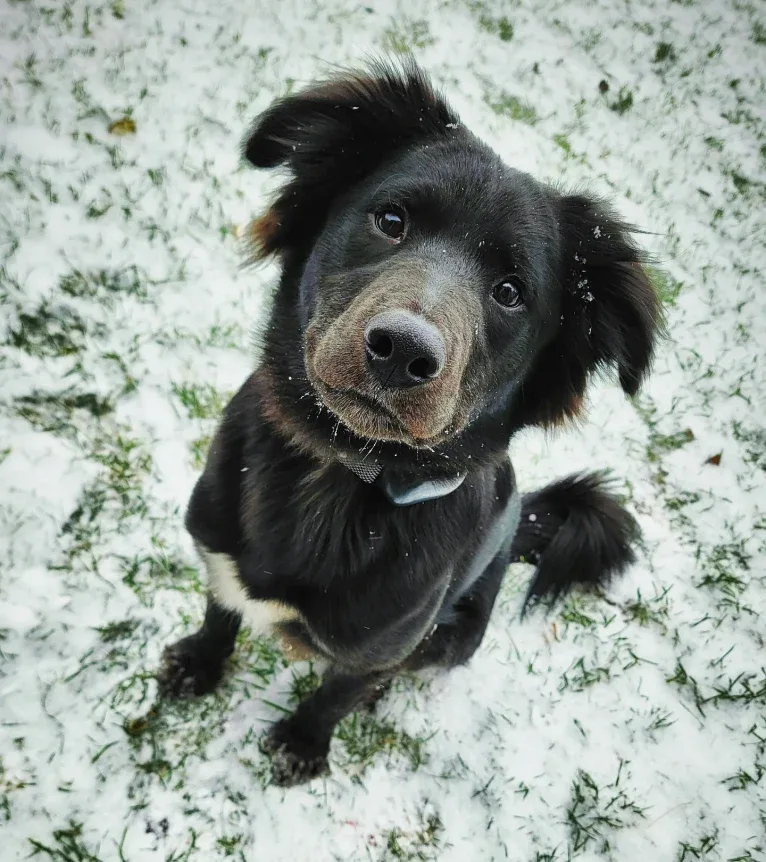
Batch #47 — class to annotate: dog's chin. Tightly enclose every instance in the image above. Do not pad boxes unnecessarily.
[312,381,454,449]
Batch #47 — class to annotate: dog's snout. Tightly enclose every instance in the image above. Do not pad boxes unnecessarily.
[364,310,445,390]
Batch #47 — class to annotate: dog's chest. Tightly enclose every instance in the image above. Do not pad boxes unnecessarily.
[201,545,298,634]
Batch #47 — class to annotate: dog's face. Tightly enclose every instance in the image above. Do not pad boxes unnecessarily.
[302,145,562,446]
[245,62,661,460]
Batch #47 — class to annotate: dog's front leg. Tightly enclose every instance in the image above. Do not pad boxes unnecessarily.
[262,669,389,786]
[157,594,241,698]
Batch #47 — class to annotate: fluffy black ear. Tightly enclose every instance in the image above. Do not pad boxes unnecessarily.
[242,59,459,258]
[518,195,663,427]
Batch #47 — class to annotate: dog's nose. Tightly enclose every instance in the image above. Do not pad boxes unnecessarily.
[364,311,446,389]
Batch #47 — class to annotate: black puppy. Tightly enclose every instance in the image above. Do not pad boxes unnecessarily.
[158,60,661,786]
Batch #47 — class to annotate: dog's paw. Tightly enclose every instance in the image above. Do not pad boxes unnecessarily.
[260,720,330,787]
[156,636,224,699]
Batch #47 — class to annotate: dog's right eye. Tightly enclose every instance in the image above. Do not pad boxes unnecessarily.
[373,209,406,243]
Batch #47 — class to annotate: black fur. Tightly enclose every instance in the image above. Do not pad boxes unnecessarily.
[156,60,661,786]
[510,472,640,613]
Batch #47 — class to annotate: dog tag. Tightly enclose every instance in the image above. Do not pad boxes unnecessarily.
[378,471,467,506]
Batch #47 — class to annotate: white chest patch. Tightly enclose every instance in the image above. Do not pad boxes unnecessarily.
[200,546,298,636]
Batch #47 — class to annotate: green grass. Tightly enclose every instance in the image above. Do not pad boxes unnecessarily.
[623,588,671,631]
[609,87,634,115]
[487,91,538,125]
[172,382,227,420]
[382,809,443,860]
[732,422,766,471]
[120,552,200,603]
[59,267,150,302]
[15,390,113,437]
[479,14,514,41]
[383,18,434,53]
[335,711,430,773]
[654,42,677,63]
[567,764,647,854]
[29,821,102,861]
[7,301,100,358]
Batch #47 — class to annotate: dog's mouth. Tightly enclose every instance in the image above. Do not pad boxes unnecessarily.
[313,379,427,446]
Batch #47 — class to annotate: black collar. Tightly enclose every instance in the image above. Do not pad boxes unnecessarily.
[338,454,467,506]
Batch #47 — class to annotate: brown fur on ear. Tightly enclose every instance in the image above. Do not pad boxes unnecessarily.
[245,208,282,261]
[240,58,459,257]
[545,394,586,428]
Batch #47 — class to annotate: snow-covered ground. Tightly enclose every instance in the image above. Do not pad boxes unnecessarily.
[1,1,764,859]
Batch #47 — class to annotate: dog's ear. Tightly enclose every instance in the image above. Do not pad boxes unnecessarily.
[242,59,458,258]
[518,194,663,427]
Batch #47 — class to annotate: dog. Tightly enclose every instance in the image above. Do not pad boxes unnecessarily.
[157,59,661,786]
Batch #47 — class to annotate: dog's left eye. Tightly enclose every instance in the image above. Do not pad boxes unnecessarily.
[492,278,524,309]
[374,209,406,242]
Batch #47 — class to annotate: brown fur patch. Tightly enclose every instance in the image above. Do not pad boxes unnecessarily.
[307,259,480,444]
[279,631,319,662]
[245,208,281,260]
[546,393,587,428]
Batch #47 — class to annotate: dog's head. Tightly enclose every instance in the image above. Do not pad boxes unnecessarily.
[244,61,661,465]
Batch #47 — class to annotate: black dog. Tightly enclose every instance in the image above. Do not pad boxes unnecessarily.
[157,60,661,786]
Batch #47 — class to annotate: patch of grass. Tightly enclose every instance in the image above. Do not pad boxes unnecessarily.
[121,552,200,603]
[383,18,434,53]
[233,633,288,687]
[646,706,676,733]
[560,656,611,692]
[336,711,430,772]
[704,135,724,150]
[666,491,701,512]
[28,821,102,861]
[7,302,100,358]
[383,809,443,861]
[667,661,706,714]
[58,431,152,566]
[487,91,538,125]
[479,14,514,41]
[697,541,750,612]
[172,382,227,420]
[567,763,647,854]
[752,21,766,45]
[59,267,149,302]
[121,691,238,796]
[189,434,211,468]
[732,422,766,471]
[609,87,634,115]
[654,41,677,63]
[288,663,321,704]
[1,755,29,822]
[623,587,671,630]
[728,169,754,196]
[559,598,599,628]
[704,671,766,707]
[676,831,719,860]
[554,133,572,154]
[15,390,113,436]
[633,398,692,487]
[96,619,139,643]
[722,764,764,792]
[646,265,683,306]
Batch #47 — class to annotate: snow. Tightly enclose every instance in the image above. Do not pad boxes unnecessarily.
[1,0,764,860]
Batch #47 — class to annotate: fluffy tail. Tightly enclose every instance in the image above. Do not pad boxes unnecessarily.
[510,472,639,614]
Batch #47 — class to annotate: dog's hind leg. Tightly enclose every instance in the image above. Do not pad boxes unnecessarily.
[157,594,242,699]
[405,552,508,672]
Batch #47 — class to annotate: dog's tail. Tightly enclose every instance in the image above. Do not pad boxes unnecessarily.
[509,472,639,614]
